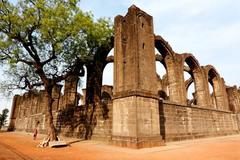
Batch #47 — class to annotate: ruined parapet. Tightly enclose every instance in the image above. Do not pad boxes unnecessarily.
[155,36,186,104]
[37,90,48,113]
[8,95,20,131]
[91,85,113,140]
[112,5,163,148]
[226,86,240,113]
[202,65,229,110]
[101,85,113,100]
[180,53,211,107]
[61,75,79,109]
[221,78,230,111]
[24,91,47,132]
[160,74,169,100]
[52,85,62,111]
[8,89,52,132]
[80,85,113,105]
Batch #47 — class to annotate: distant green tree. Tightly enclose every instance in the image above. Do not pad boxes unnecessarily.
[0,0,113,140]
[0,108,9,129]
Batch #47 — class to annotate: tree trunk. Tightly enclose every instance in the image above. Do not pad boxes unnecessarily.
[46,86,58,141]
[83,42,113,139]
[84,62,104,139]
[85,65,103,105]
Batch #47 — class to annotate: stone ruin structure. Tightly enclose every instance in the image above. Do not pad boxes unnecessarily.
[8,6,240,148]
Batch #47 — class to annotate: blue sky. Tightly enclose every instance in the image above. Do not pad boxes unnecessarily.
[1,0,240,114]
[80,0,240,86]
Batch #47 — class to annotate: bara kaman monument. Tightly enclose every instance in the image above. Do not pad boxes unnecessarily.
[8,6,240,149]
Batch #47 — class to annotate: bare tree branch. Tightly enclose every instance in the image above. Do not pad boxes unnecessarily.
[17,58,34,66]
[42,43,57,66]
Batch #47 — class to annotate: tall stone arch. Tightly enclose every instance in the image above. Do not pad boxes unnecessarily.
[155,36,186,104]
[227,86,240,112]
[180,54,209,107]
[203,65,229,110]
[158,74,169,100]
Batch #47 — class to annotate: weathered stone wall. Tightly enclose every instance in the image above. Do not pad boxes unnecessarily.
[10,90,54,134]
[91,102,113,140]
[10,91,240,143]
[226,86,240,113]
[160,100,239,141]
[9,83,114,141]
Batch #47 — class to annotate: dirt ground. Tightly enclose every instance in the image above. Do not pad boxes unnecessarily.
[0,132,240,160]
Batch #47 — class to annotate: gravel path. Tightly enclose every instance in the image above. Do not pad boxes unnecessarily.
[0,132,240,160]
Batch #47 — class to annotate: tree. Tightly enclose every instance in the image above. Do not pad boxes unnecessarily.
[0,0,113,140]
[0,108,9,129]
[83,39,113,139]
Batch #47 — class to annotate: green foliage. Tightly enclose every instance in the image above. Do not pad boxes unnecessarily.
[0,0,113,90]
[0,108,9,129]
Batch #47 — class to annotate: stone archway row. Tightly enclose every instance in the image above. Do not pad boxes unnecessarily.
[155,35,231,111]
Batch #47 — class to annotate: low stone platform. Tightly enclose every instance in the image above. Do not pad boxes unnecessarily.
[49,141,68,148]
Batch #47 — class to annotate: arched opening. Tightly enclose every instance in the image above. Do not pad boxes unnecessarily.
[78,66,87,105]
[101,91,111,119]
[184,69,196,105]
[207,67,220,109]
[182,55,201,106]
[208,81,217,109]
[102,48,114,86]
[188,82,195,105]
[204,65,229,110]
[102,64,113,86]
[155,35,185,103]
[155,48,169,100]
[100,49,114,120]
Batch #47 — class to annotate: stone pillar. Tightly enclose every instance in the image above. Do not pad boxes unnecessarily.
[174,54,187,105]
[212,77,229,110]
[193,68,212,107]
[38,90,48,113]
[203,66,218,109]
[164,54,185,104]
[52,85,62,111]
[8,95,20,131]
[31,94,38,114]
[220,78,230,111]
[63,75,79,108]
[226,86,240,112]
[203,65,229,111]
[112,5,162,148]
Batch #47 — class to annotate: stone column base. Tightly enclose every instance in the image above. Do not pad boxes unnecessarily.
[111,136,164,149]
